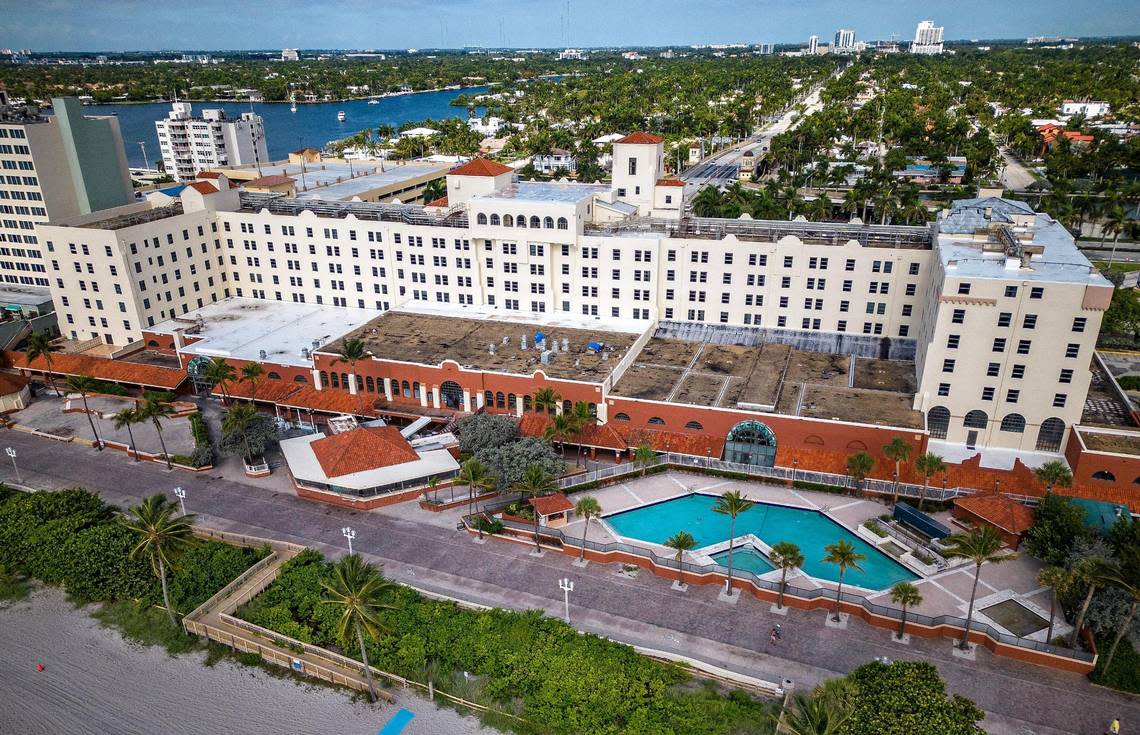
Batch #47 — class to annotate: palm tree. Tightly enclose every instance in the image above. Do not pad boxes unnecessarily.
[454,458,495,536]
[320,554,398,702]
[65,374,103,449]
[1096,548,1140,673]
[533,387,561,415]
[914,452,946,511]
[1033,460,1072,494]
[882,437,912,506]
[544,412,575,461]
[573,495,601,562]
[138,396,175,470]
[943,526,1015,649]
[426,475,441,503]
[1070,555,1111,647]
[712,490,754,595]
[664,531,697,589]
[514,464,557,552]
[845,451,875,496]
[770,540,805,610]
[24,331,60,396]
[569,401,595,467]
[113,406,142,461]
[776,686,852,735]
[205,358,237,406]
[239,362,265,403]
[633,442,656,477]
[890,581,923,640]
[222,400,258,462]
[121,494,197,626]
[333,338,369,415]
[823,539,865,622]
[1037,566,1069,644]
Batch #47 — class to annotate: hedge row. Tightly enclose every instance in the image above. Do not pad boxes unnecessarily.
[0,486,264,614]
[239,549,777,735]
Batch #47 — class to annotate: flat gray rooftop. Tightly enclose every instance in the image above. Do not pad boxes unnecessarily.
[150,298,381,368]
[479,181,608,205]
[0,284,52,306]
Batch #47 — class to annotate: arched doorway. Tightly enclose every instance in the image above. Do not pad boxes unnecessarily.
[927,406,950,439]
[724,420,777,467]
[187,355,214,395]
[1036,417,1065,452]
[440,380,464,410]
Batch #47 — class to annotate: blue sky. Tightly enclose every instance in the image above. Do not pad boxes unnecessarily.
[3,0,1139,51]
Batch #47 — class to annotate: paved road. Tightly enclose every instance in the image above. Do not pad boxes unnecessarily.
[0,586,491,735]
[999,149,1038,192]
[2,429,1136,735]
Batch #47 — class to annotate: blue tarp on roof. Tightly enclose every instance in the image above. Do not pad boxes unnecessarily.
[1070,497,1129,533]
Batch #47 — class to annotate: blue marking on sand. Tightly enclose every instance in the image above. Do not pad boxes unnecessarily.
[378,708,415,735]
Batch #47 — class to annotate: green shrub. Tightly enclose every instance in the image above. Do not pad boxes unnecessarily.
[1091,635,1140,694]
[475,517,504,535]
[1117,375,1140,391]
[89,380,127,396]
[863,521,887,538]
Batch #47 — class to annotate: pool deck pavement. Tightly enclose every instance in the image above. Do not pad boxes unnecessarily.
[559,472,1053,625]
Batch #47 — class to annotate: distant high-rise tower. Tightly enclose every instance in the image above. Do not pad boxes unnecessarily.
[911,20,944,55]
[807,35,819,55]
[155,103,268,182]
[834,29,855,51]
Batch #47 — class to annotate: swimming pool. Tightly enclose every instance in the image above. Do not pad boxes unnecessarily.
[709,547,776,575]
[605,494,917,590]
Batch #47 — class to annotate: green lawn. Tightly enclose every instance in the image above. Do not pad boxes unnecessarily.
[1090,636,1140,694]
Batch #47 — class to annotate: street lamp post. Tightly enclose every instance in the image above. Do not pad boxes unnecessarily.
[5,447,20,484]
[342,526,356,555]
[173,486,186,515]
[559,578,574,624]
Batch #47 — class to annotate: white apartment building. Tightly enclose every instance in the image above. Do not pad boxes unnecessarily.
[0,96,133,290]
[37,137,1110,453]
[1061,100,1112,119]
[281,48,299,62]
[911,21,945,55]
[807,36,820,55]
[155,103,269,182]
[834,29,856,52]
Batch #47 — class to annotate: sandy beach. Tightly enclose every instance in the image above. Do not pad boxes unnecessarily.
[0,586,498,735]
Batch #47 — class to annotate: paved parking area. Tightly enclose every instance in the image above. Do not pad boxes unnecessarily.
[10,394,195,456]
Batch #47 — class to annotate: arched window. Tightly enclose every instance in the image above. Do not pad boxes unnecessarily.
[503,214,514,227]
[330,372,340,388]
[1000,413,1025,433]
[557,217,569,230]
[588,402,597,417]
[724,420,777,468]
[484,390,493,407]
[964,410,988,429]
[523,395,532,412]
[846,440,868,451]
[1092,470,1116,482]
[320,371,329,387]
[530,216,541,228]
[684,420,704,430]
[516,213,527,228]
[1036,418,1065,452]
[1133,477,1140,484]
[356,374,364,391]
[412,381,421,399]
[496,391,506,409]
[927,406,951,439]
[477,213,488,225]
[267,371,281,380]
[341,373,350,390]
[507,393,517,410]
[544,216,554,229]
[440,380,463,409]
[562,399,572,414]
[648,416,665,425]
[293,374,308,383]
[147,339,159,347]
[614,412,631,422]
[805,435,825,446]
[402,380,411,398]
[366,376,375,393]
[490,214,501,226]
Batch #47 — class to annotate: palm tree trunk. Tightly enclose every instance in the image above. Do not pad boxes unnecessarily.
[892,460,900,505]
[677,552,685,587]
[126,424,138,461]
[1101,600,1138,673]
[899,606,908,639]
[80,394,102,449]
[355,620,379,702]
[919,476,929,511]
[154,420,172,470]
[833,571,845,621]
[961,563,982,649]
[1046,593,1056,644]
[158,557,176,627]
[778,568,787,609]
[1072,584,1097,647]
[725,517,736,594]
[532,508,541,552]
[579,518,589,561]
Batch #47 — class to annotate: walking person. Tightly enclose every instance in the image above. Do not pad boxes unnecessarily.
[769,627,778,645]
[774,623,782,640]
[1108,716,1120,735]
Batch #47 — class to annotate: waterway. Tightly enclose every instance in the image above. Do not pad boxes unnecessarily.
[86,87,488,168]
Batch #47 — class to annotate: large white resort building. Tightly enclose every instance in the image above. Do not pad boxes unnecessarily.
[35,132,1112,459]
[155,102,268,182]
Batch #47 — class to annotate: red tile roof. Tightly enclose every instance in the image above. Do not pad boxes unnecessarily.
[7,351,187,389]
[246,174,295,188]
[0,372,28,395]
[622,427,724,459]
[518,413,627,450]
[278,385,373,416]
[426,195,449,207]
[656,178,685,187]
[955,493,1035,536]
[616,132,664,145]
[185,181,217,195]
[291,147,320,155]
[530,493,573,516]
[196,171,223,179]
[311,426,419,478]
[449,159,513,177]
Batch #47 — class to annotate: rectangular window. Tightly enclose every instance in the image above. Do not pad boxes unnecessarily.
[998,312,1011,327]
[1072,317,1087,333]
[1023,314,1037,329]
[937,383,950,397]
[947,335,960,349]
[957,283,971,295]
[1004,285,1018,298]
[992,338,1006,352]
[628,157,637,175]
[1030,287,1044,299]
[909,263,920,276]
[1059,368,1073,384]
[1053,393,1067,408]
[1006,389,1020,403]
[951,309,965,324]
[1011,364,1025,379]
[1065,343,1080,358]
[982,387,994,401]
[942,359,955,373]
[1017,339,1031,355]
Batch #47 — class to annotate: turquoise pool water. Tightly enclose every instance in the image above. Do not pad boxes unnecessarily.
[710,547,776,575]
[606,494,917,590]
